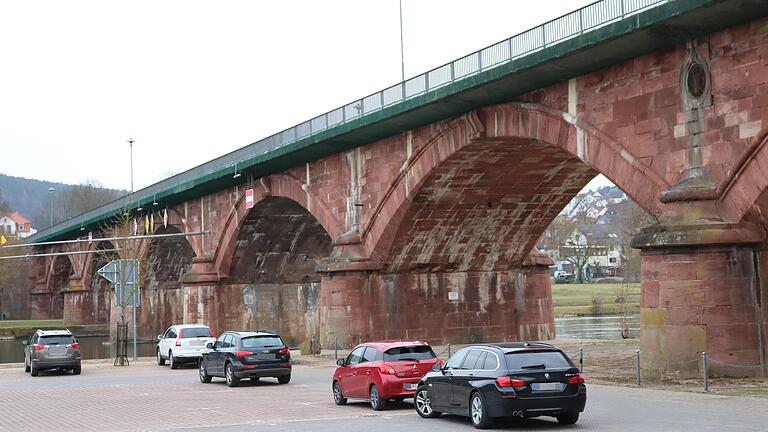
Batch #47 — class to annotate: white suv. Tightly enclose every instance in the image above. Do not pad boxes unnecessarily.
[156,324,215,369]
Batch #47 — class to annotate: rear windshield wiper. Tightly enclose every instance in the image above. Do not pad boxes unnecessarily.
[521,364,546,369]
[400,358,419,362]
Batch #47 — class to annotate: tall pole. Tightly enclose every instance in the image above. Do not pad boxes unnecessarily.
[399,0,405,82]
[128,138,134,194]
[127,138,137,361]
[48,188,55,227]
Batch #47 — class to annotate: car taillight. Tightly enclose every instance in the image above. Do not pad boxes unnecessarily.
[496,376,526,387]
[378,365,396,374]
[68,343,79,349]
[235,351,253,359]
[567,374,585,385]
[33,344,45,351]
[278,348,290,356]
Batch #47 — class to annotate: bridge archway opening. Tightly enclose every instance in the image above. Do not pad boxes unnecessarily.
[141,225,196,338]
[224,196,333,347]
[83,241,119,324]
[49,254,72,320]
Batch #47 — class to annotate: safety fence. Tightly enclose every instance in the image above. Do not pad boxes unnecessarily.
[561,348,766,392]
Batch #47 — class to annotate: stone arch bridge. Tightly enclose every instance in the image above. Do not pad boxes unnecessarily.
[25,0,768,376]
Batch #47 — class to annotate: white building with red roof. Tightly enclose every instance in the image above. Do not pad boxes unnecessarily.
[0,212,37,239]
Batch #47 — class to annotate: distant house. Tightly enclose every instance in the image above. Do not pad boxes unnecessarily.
[0,212,37,239]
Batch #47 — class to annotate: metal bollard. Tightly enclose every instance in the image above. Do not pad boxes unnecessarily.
[579,348,584,372]
[635,350,641,386]
[334,337,338,361]
[702,352,709,393]
[311,338,316,356]
[448,343,452,358]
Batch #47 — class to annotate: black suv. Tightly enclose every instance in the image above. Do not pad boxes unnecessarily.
[414,342,586,428]
[198,331,292,387]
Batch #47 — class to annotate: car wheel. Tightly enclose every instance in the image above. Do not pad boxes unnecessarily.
[156,349,165,366]
[470,391,493,429]
[24,358,30,373]
[30,364,39,377]
[414,386,441,418]
[369,384,387,411]
[73,365,81,375]
[225,363,239,387]
[199,361,212,383]
[169,351,179,369]
[333,381,347,405]
[556,413,579,425]
[277,374,291,384]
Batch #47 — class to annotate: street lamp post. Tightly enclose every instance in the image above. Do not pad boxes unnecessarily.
[126,138,137,362]
[48,188,55,227]
[399,0,405,82]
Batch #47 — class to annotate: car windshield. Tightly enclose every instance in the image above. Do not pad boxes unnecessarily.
[39,335,75,345]
[505,351,572,370]
[181,328,212,338]
[383,346,436,362]
[241,336,284,349]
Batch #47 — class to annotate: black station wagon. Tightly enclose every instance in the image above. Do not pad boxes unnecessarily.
[414,342,586,428]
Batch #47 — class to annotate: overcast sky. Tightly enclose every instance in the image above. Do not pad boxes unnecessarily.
[0,0,610,192]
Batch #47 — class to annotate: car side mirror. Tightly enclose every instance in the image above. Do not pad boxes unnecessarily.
[157,335,163,341]
[206,342,213,349]
[22,340,28,346]
[432,363,442,372]
[336,359,346,367]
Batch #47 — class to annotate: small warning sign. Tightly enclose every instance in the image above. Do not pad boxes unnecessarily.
[245,189,255,209]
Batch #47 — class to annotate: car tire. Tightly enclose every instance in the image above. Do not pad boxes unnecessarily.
[556,413,579,425]
[225,363,239,387]
[414,386,441,418]
[369,384,387,411]
[30,364,39,377]
[156,349,165,366]
[199,361,212,383]
[470,391,493,429]
[73,365,81,375]
[333,381,347,405]
[169,351,179,370]
[277,374,291,384]
[24,358,30,373]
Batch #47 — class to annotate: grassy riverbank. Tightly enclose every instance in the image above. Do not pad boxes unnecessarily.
[552,282,641,317]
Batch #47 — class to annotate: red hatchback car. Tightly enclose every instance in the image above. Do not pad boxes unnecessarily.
[332,341,442,410]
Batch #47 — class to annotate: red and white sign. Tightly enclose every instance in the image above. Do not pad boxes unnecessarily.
[245,189,255,209]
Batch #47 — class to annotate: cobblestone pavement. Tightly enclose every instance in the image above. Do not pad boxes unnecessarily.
[1,358,767,432]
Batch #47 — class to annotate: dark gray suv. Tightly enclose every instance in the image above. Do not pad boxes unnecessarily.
[23,329,82,376]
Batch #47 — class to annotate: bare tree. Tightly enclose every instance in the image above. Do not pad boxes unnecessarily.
[99,209,157,365]
[559,209,602,284]
[38,180,124,228]
[612,200,657,282]
[0,237,32,320]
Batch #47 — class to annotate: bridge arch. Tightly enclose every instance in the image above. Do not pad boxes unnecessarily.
[212,174,341,280]
[362,102,666,264]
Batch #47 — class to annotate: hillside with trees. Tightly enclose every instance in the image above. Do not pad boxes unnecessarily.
[0,174,125,230]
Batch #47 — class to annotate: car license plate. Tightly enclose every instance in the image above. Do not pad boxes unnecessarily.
[49,346,66,356]
[532,382,562,392]
[403,383,418,391]
[189,339,205,346]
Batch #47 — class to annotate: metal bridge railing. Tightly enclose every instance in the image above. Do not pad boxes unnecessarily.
[29,0,668,242]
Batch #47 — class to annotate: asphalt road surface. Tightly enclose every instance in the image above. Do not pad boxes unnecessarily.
[0,359,766,432]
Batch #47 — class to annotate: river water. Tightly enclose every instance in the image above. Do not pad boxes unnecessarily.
[555,314,640,340]
[0,314,640,363]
